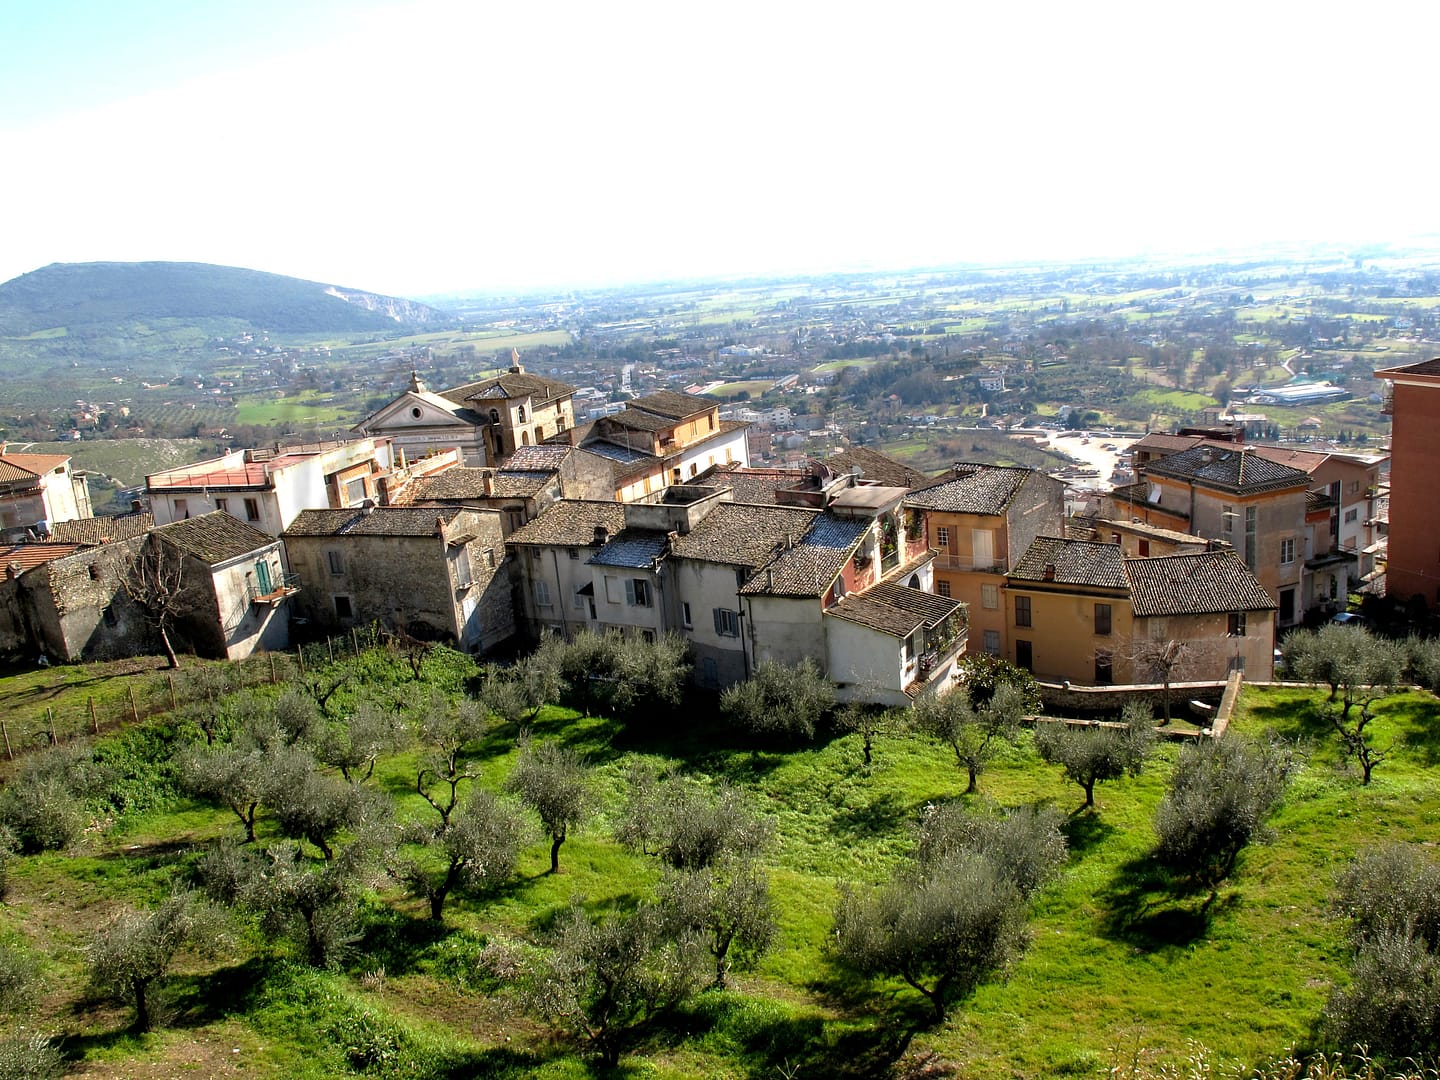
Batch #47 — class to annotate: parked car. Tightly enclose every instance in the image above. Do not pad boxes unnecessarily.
[1331,612,1368,628]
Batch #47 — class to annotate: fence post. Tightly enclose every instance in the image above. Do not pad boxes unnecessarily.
[270,654,277,685]
[327,638,334,664]
[168,675,178,711]
[128,684,140,724]
[47,707,57,745]
[90,697,99,735]
[351,627,360,656]
[0,716,10,760]
[297,647,306,675]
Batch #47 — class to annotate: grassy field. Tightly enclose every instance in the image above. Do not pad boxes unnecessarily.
[706,380,774,400]
[20,438,215,487]
[4,646,1431,1078]
[233,390,359,427]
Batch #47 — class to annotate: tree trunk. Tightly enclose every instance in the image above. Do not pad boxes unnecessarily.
[159,627,180,670]
[550,834,564,875]
[1083,778,1096,808]
[862,733,873,768]
[965,765,979,795]
[133,979,151,1032]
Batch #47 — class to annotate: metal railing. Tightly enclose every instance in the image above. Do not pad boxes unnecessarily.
[248,572,301,604]
[931,552,1007,573]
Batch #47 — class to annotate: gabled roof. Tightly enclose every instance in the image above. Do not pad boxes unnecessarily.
[588,528,670,569]
[738,512,870,598]
[283,506,466,538]
[1125,550,1276,616]
[601,407,674,433]
[402,467,549,502]
[154,511,276,564]
[443,371,576,408]
[49,513,155,546]
[1129,433,1204,455]
[629,389,714,420]
[505,445,572,471]
[1376,358,1440,379]
[1094,518,1203,546]
[1009,536,1126,589]
[1,542,82,573]
[905,463,1036,515]
[823,447,933,490]
[670,502,818,566]
[506,500,627,547]
[1142,445,1311,496]
[0,453,70,479]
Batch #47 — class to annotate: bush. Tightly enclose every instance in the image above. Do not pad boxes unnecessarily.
[0,1032,62,1080]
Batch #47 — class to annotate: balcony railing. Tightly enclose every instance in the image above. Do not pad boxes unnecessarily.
[249,573,301,605]
[1381,386,1393,416]
[931,552,1007,573]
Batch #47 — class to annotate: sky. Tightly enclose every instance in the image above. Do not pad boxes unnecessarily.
[2,0,1437,300]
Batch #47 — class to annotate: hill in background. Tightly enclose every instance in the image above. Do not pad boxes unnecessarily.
[0,261,451,338]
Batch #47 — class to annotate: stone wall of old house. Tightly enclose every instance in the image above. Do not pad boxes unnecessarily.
[457,512,515,653]
[1007,472,1067,567]
[30,537,152,661]
[0,576,33,656]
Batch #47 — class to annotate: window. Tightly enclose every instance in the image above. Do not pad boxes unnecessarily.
[244,498,261,522]
[1280,538,1295,565]
[453,549,474,588]
[517,405,527,423]
[936,526,950,547]
[567,548,579,560]
[830,578,845,604]
[1344,507,1359,524]
[411,406,422,419]
[1348,480,1360,494]
[534,580,552,607]
[904,633,917,660]
[983,629,1000,655]
[936,580,952,598]
[102,605,118,627]
[1280,588,1295,624]
[714,608,740,637]
[605,576,621,604]
[1095,650,1113,685]
[1014,595,1032,627]
[174,498,189,518]
[1244,506,1257,570]
[1094,603,1112,636]
[1228,611,1247,637]
[344,476,366,505]
[1016,639,1033,671]
[89,564,102,581]
[1138,539,1150,556]
[326,549,345,576]
[483,549,495,570]
[681,602,693,628]
[981,583,999,610]
[489,408,500,425]
[333,595,353,619]
[1221,504,1234,535]
[215,498,228,513]
[574,589,588,611]
[625,578,651,607]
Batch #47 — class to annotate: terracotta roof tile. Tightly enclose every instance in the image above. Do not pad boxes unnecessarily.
[49,513,155,546]
[283,507,464,539]
[506,500,627,547]
[1125,550,1276,616]
[824,447,933,489]
[629,389,714,420]
[155,511,276,564]
[1143,445,1310,495]
[905,463,1035,515]
[588,529,670,569]
[1010,536,1126,589]
[1,543,82,574]
[444,372,577,407]
[670,503,818,566]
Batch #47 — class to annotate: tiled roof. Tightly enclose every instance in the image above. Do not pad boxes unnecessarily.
[698,466,791,505]
[1009,536,1126,589]
[1125,550,1276,616]
[670,503,818,566]
[283,507,464,538]
[578,440,654,466]
[826,582,964,638]
[588,528,670,569]
[1130,433,1204,454]
[405,468,549,502]
[506,500,627,547]
[739,544,852,597]
[0,453,70,478]
[1143,446,1310,495]
[1095,518,1202,545]
[863,581,963,628]
[155,511,276,564]
[630,389,714,420]
[444,371,576,407]
[49,513,155,546]
[601,407,673,433]
[505,445,571,471]
[905,463,1034,515]
[802,514,870,549]
[0,460,39,485]
[1,542,81,574]
[824,447,933,489]
[1377,358,1440,378]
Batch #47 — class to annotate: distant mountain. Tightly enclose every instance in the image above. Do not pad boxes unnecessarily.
[0,261,451,336]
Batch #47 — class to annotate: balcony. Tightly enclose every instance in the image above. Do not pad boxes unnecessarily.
[1380,385,1393,416]
[249,573,301,605]
[931,551,1007,573]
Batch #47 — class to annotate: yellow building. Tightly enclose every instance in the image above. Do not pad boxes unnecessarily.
[1005,536,1276,685]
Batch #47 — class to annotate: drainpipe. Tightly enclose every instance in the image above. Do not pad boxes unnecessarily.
[549,548,570,637]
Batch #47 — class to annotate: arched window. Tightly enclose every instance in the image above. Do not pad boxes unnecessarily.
[489,409,500,425]
[522,431,531,446]
[517,405,527,423]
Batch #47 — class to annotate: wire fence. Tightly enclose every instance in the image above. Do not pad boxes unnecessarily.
[0,623,393,762]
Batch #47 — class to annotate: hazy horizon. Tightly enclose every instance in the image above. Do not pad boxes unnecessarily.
[4,1,1437,300]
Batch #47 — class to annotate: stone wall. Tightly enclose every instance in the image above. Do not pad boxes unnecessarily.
[1037,678,1228,721]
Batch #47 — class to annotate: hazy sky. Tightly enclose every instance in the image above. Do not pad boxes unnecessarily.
[2,1,1435,299]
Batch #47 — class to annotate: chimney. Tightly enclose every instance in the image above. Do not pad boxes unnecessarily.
[1043,563,1056,581]
[361,499,376,516]
[5,563,20,581]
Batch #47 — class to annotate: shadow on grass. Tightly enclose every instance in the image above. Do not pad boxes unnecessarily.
[1095,854,1240,952]
[665,990,921,1080]
[1061,809,1117,856]
[830,790,913,846]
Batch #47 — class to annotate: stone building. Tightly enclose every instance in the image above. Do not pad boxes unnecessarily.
[282,506,513,652]
[1373,359,1439,606]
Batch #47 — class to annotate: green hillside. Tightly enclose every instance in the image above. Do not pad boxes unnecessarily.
[0,261,449,337]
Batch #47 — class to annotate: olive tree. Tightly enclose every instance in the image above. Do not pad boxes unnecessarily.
[1154,736,1295,902]
[86,893,226,1032]
[658,858,775,990]
[911,681,1031,796]
[720,658,835,744]
[505,738,592,875]
[398,789,526,921]
[616,769,773,871]
[1034,703,1154,809]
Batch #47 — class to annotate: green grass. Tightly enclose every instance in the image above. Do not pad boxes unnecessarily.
[19,438,215,488]
[706,380,774,400]
[233,389,359,426]
[1,654,1436,1078]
